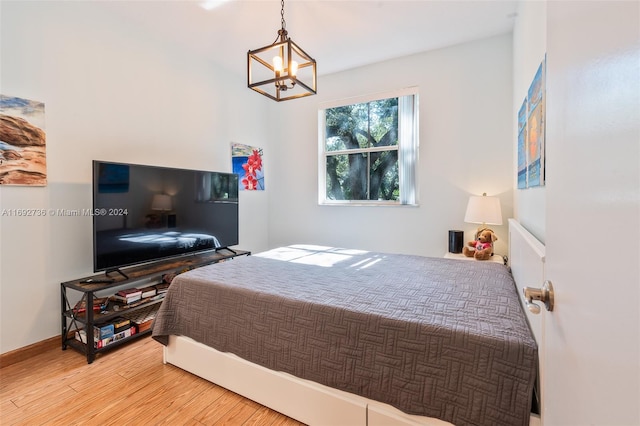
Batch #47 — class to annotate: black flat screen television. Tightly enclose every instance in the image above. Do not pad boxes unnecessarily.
[92,160,239,274]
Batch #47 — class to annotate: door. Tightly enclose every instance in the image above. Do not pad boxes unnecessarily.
[542,1,639,424]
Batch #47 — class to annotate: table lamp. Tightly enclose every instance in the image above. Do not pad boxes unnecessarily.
[151,194,173,227]
[464,193,503,237]
[151,194,172,212]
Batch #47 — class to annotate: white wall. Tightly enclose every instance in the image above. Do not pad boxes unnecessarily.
[267,34,514,258]
[512,1,547,242]
[0,1,270,353]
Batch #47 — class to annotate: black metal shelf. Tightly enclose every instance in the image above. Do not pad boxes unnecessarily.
[61,249,250,363]
[62,298,165,325]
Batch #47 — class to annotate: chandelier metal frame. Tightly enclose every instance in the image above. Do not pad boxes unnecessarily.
[247,0,317,102]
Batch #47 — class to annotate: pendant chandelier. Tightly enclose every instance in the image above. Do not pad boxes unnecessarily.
[247,0,317,102]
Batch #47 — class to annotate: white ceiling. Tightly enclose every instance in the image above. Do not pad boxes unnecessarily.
[98,0,519,77]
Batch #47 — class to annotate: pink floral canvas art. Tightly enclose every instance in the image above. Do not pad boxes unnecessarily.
[231,143,264,191]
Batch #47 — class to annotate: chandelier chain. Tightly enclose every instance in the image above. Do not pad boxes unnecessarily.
[280,0,286,30]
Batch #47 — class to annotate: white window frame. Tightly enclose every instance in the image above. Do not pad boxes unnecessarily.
[318,87,419,206]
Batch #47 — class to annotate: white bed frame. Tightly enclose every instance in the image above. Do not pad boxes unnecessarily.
[164,335,450,426]
[508,218,545,426]
[163,219,544,426]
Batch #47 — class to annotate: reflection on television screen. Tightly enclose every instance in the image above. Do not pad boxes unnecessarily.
[93,161,239,273]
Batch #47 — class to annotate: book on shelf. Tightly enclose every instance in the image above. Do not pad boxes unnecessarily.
[139,286,157,298]
[111,288,142,304]
[149,293,165,302]
[94,323,114,340]
[91,317,133,341]
[75,326,136,349]
[72,297,109,314]
[112,316,131,333]
[116,288,142,297]
[111,293,163,311]
[154,282,170,294]
[111,295,141,304]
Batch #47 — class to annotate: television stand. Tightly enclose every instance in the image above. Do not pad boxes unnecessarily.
[105,268,129,280]
[61,249,250,363]
[216,247,237,255]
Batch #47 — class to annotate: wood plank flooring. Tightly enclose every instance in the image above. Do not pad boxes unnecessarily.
[0,336,305,425]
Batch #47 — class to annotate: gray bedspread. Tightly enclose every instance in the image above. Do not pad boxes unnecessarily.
[152,245,537,426]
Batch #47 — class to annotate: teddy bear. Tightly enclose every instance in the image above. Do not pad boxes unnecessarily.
[462,228,497,260]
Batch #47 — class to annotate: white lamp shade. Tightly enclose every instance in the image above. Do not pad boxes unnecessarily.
[464,194,503,225]
[151,194,172,211]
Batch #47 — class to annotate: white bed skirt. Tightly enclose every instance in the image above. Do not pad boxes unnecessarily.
[163,335,452,426]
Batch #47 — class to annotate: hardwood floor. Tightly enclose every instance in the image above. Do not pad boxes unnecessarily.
[0,336,305,425]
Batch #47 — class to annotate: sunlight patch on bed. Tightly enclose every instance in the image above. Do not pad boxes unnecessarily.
[349,257,383,270]
[290,252,352,267]
[256,245,369,267]
[255,246,318,261]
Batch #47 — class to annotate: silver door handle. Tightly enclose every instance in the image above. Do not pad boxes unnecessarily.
[523,280,554,314]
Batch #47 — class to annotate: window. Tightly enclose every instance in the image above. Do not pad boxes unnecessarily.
[318,88,418,205]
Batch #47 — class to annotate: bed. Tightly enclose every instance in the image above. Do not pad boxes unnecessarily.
[152,230,540,426]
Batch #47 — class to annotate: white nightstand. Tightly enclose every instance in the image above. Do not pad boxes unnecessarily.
[444,252,505,264]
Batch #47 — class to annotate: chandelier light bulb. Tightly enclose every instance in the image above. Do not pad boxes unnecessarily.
[272,55,283,72]
[290,60,298,77]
